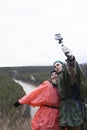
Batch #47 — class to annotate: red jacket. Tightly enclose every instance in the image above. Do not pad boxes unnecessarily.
[19,80,61,130]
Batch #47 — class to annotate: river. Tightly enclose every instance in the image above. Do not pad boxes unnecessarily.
[14,79,39,118]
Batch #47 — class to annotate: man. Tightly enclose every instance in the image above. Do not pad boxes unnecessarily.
[53,45,87,130]
[14,70,61,130]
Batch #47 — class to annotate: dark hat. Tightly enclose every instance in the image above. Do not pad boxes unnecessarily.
[50,70,57,77]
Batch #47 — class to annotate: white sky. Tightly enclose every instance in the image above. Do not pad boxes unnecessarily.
[0,0,87,67]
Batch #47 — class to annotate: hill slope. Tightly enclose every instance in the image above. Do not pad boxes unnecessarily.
[0,69,31,130]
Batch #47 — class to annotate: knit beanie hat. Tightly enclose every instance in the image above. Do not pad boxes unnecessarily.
[53,60,64,66]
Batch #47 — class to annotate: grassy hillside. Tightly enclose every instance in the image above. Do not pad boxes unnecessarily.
[0,69,31,130]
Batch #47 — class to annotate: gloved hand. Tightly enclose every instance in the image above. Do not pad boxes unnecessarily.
[14,101,21,107]
[62,45,73,60]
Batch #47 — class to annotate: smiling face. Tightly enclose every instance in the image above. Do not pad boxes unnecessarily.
[54,62,63,73]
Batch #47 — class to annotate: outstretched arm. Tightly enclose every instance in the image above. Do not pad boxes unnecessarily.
[62,45,77,79]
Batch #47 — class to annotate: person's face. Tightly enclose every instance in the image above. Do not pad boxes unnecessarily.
[54,62,62,73]
[50,71,58,84]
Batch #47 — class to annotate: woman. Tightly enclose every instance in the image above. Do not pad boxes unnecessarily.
[14,70,61,130]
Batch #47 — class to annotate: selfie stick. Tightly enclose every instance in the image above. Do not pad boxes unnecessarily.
[55,33,72,57]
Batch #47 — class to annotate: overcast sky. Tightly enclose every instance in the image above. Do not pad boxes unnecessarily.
[0,0,87,67]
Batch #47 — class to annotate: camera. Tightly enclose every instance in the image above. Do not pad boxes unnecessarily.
[55,33,63,43]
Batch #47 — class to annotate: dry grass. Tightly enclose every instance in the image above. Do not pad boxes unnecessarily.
[0,115,32,130]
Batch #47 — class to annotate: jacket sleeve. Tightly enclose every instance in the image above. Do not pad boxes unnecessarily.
[19,81,49,107]
[65,56,77,81]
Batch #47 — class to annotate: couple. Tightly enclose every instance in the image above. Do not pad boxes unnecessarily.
[14,45,87,130]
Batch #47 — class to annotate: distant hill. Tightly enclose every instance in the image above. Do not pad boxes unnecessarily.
[0,64,87,85]
[80,63,87,78]
[1,66,54,85]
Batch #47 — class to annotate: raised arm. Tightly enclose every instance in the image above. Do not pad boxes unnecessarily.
[62,45,77,78]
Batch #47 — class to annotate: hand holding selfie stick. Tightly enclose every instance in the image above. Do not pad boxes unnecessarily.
[55,33,73,59]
